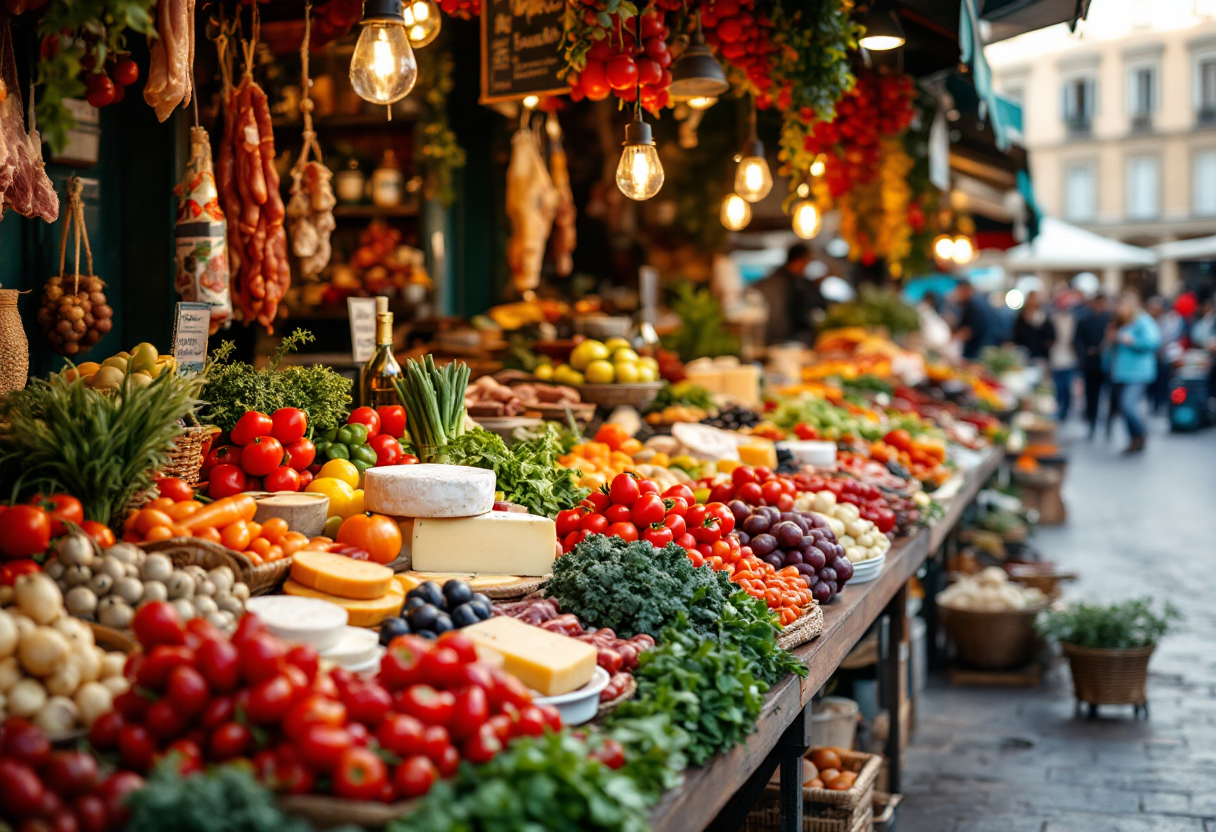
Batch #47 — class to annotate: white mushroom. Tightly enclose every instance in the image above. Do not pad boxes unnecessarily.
[100,557,126,581]
[192,596,218,617]
[65,587,99,619]
[33,696,79,735]
[64,565,93,589]
[208,567,235,594]
[171,599,196,621]
[9,678,47,719]
[165,572,194,601]
[89,572,115,598]
[112,578,144,605]
[141,581,168,604]
[140,554,173,583]
[106,544,142,564]
[55,534,95,567]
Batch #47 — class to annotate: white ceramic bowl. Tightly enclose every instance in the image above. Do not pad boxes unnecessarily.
[244,596,349,651]
[533,666,610,726]
[846,554,886,584]
[778,440,837,468]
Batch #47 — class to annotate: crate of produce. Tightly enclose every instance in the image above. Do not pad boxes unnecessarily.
[745,749,882,832]
[140,538,292,596]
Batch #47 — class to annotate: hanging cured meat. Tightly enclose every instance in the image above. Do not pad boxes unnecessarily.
[545,112,575,278]
[506,126,558,296]
[174,127,232,334]
[0,19,57,222]
[217,76,290,331]
[144,0,195,122]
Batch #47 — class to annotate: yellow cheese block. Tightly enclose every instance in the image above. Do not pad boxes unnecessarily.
[460,617,596,696]
[282,579,404,627]
[738,441,777,469]
[291,550,394,600]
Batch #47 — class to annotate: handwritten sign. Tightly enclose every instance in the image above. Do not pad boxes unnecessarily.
[480,0,568,103]
[172,302,212,373]
[348,297,378,363]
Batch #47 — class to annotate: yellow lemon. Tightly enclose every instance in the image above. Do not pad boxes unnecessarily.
[614,361,640,383]
[636,364,658,383]
[639,356,659,373]
[611,348,639,364]
[585,360,615,384]
[317,459,360,488]
[533,363,554,381]
[306,477,356,518]
[553,364,585,386]
[604,338,632,354]
[570,340,609,371]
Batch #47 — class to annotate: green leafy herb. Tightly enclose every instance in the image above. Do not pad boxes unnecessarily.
[1037,598,1183,650]
[661,283,740,362]
[394,356,469,462]
[443,425,589,518]
[819,286,921,337]
[199,330,352,433]
[388,730,653,832]
[612,618,768,766]
[0,368,202,525]
[606,714,690,801]
[644,381,716,415]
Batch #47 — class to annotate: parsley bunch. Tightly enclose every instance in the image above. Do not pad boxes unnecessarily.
[443,425,588,518]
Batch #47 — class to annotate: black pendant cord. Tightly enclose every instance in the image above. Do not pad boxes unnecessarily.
[634,7,643,123]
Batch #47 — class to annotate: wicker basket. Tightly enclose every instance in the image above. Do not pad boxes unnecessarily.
[777,603,824,650]
[939,603,1045,670]
[0,289,28,394]
[278,794,417,829]
[575,382,664,410]
[1062,643,1154,707]
[139,538,293,596]
[744,751,882,832]
[595,673,637,721]
[123,425,221,516]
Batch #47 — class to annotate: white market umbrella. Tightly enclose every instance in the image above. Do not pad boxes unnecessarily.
[1003,217,1158,270]
[1155,235,1216,261]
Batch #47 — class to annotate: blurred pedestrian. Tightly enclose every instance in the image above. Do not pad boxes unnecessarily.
[1190,298,1216,399]
[1146,297,1184,413]
[756,244,822,345]
[1012,291,1056,380]
[1108,292,1161,454]
[950,280,994,360]
[1049,289,1079,421]
[1073,294,1111,438]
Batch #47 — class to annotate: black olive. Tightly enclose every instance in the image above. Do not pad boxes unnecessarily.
[379,617,410,645]
[469,597,494,620]
[403,596,428,613]
[407,603,441,631]
[451,603,480,628]
[442,580,474,609]
[432,611,454,634]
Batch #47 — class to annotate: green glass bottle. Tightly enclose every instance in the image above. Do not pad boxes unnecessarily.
[359,296,403,408]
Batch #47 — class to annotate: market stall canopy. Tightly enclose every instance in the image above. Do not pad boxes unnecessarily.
[1003,217,1159,270]
[980,0,1094,42]
[1154,235,1216,261]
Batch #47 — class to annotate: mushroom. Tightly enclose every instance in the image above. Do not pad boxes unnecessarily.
[16,574,65,625]
[184,565,208,583]
[106,543,142,564]
[171,599,196,622]
[101,676,129,696]
[43,560,67,581]
[192,596,218,617]
[8,679,47,719]
[97,598,134,630]
[101,652,125,679]
[232,582,250,602]
[165,572,195,601]
[44,662,81,698]
[208,567,235,594]
[140,554,173,583]
[33,696,79,735]
[216,594,244,616]
[70,646,102,684]
[54,533,95,567]
[112,578,144,605]
[141,581,168,604]
[196,579,216,598]
[124,563,140,579]
[206,610,235,632]
[74,682,112,727]
[65,587,99,619]
[52,615,93,647]
[100,557,126,581]
[64,564,93,589]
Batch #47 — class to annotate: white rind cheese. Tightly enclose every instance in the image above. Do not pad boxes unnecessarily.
[364,464,496,518]
[402,511,557,576]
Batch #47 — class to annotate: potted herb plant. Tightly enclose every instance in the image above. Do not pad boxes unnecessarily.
[1037,598,1182,717]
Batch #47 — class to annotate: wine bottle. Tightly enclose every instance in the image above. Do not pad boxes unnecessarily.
[359,296,403,408]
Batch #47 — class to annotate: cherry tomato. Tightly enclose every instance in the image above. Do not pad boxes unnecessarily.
[393,755,437,799]
[231,411,274,445]
[113,57,139,86]
[449,685,489,741]
[268,408,307,444]
[460,722,502,764]
[375,405,407,438]
[418,645,464,689]
[760,480,783,504]
[609,472,640,506]
[165,665,209,717]
[347,407,381,438]
[96,772,143,829]
[368,434,403,466]
[555,508,584,537]
[662,512,687,538]
[332,747,387,800]
[705,502,736,535]
[375,713,426,756]
[630,493,665,527]
[29,494,83,537]
[79,520,115,548]
[264,466,301,493]
[606,54,639,90]
[298,724,355,772]
[341,680,393,725]
[581,60,610,99]
[579,513,610,535]
[708,481,735,504]
[246,674,295,724]
[379,635,432,690]
[641,525,673,549]
[241,436,284,477]
[0,559,41,586]
[297,470,314,489]
[436,631,478,664]
[73,794,108,832]
[285,643,319,681]
[85,73,115,107]
[208,722,252,762]
[118,724,157,771]
[637,57,662,86]
[153,477,194,503]
[513,705,547,737]
[563,529,588,551]
[284,438,316,471]
[87,711,124,752]
[0,506,51,559]
[195,638,240,692]
[132,602,184,649]
[604,504,632,523]
[662,484,696,506]
[607,521,639,542]
[398,685,455,726]
[201,445,241,479]
[207,464,247,499]
[581,491,611,514]
[144,699,189,741]
[239,633,287,685]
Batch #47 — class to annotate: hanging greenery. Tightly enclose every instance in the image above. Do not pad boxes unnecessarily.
[415,48,467,207]
[767,0,861,122]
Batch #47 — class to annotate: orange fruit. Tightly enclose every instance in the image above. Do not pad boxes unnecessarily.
[818,768,840,786]
[809,748,842,772]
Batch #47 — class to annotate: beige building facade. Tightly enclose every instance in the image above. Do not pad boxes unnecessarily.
[987,0,1216,295]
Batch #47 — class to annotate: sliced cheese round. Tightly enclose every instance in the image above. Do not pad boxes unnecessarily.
[282,579,405,628]
[244,596,349,651]
[320,626,380,667]
[290,551,394,600]
[364,464,496,518]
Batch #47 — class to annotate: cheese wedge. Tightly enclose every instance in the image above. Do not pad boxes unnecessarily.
[364,464,496,518]
[282,579,405,627]
[460,617,596,696]
[400,512,556,576]
[290,551,394,600]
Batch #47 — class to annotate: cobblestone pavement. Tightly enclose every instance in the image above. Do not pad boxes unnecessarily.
[900,419,1216,832]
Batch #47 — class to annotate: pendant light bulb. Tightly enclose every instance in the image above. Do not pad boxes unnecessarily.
[792,200,822,240]
[350,0,418,106]
[402,0,441,47]
[721,193,752,231]
[951,235,975,264]
[616,116,664,201]
[857,2,906,51]
[933,234,955,261]
[687,96,718,110]
[735,153,773,202]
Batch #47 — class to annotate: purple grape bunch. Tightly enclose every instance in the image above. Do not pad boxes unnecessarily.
[727,500,854,604]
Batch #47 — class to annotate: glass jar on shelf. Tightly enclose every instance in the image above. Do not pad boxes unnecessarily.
[334,158,365,205]
[370,150,404,208]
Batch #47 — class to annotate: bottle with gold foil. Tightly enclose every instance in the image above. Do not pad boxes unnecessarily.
[360,296,403,408]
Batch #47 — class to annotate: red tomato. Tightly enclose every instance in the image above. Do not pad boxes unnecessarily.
[641,524,674,549]
[376,713,426,757]
[163,739,204,775]
[581,60,610,99]
[460,722,502,764]
[0,559,41,586]
[230,411,274,446]
[736,481,763,504]
[117,724,157,771]
[604,504,632,523]
[437,631,477,664]
[144,699,189,741]
[398,685,455,726]
[283,695,347,740]
[246,675,295,724]
[298,724,355,772]
[201,445,241,479]
[538,703,563,731]
[662,484,696,506]
[376,405,407,439]
[285,644,319,681]
[368,434,403,466]
[514,705,547,737]
[393,755,437,799]
[420,724,452,763]
[73,794,108,832]
[85,73,115,107]
[28,494,83,537]
[379,635,431,690]
[238,633,286,685]
[135,645,194,691]
[555,508,584,537]
[0,506,51,559]
[96,772,143,829]
[591,738,626,770]
[0,720,50,768]
[581,491,611,513]
[79,521,115,548]
[418,645,464,689]
[449,685,489,741]
[607,521,639,542]
[264,467,301,493]
[579,513,610,535]
[241,436,284,477]
[705,502,736,535]
[760,480,783,504]
[630,493,665,526]
[87,711,124,752]
[775,492,795,512]
[562,529,588,552]
[165,666,209,717]
[297,470,314,489]
[154,477,194,503]
[195,638,240,692]
[662,512,686,538]
[341,680,393,725]
[208,722,252,762]
[132,602,184,649]
[606,54,638,90]
[708,483,735,504]
[731,466,757,486]
[207,464,247,499]
[637,57,662,85]
[270,408,308,444]
[113,57,139,86]
[347,407,381,438]
[609,472,641,506]
[284,438,316,471]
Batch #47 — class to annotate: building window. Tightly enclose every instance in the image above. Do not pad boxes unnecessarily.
[1198,57,1216,124]
[1194,151,1216,216]
[1128,65,1156,131]
[1064,163,1096,221]
[1063,77,1095,137]
[1003,85,1025,105]
[1126,156,1160,220]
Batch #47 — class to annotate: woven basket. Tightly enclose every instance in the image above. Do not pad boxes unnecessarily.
[89,622,138,653]
[124,425,220,516]
[278,794,417,829]
[0,289,28,394]
[575,382,664,410]
[939,603,1045,670]
[595,673,637,721]
[1062,643,1154,707]
[778,603,824,650]
[744,751,881,832]
[139,538,292,596]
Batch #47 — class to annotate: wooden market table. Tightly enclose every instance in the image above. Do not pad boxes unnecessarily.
[650,448,1004,832]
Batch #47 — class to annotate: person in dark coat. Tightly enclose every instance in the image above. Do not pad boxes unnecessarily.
[755,244,822,344]
[1011,291,1056,364]
[950,280,994,360]
[1073,294,1112,438]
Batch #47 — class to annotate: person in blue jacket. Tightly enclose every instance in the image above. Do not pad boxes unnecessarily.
[1107,292,1161,453]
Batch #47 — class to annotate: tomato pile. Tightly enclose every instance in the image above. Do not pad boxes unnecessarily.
[701,0,778,102]
[0,493,117,583]
[865,429,949,487]
[567,8,673,114]
[0,718,144,832]
[437,0,481,20]
[700,465,798,512]
[202,408,317,498]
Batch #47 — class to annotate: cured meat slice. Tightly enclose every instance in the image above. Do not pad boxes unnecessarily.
[0,20,57,222]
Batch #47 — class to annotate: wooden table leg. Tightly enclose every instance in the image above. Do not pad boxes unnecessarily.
[879,582,908,795]
[778,700,812,832]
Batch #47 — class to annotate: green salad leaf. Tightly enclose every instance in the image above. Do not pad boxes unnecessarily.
[443,425,589,518]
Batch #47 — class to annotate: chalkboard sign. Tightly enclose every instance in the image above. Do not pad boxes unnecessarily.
[480,0,568,103]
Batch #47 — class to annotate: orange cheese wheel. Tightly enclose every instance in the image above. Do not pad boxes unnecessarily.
[290,550,394,600]
[281,579,405,628]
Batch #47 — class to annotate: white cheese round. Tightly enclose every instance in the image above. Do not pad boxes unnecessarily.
[319,626,380,667]
[244,596,349,650]
[364,464,497,518]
